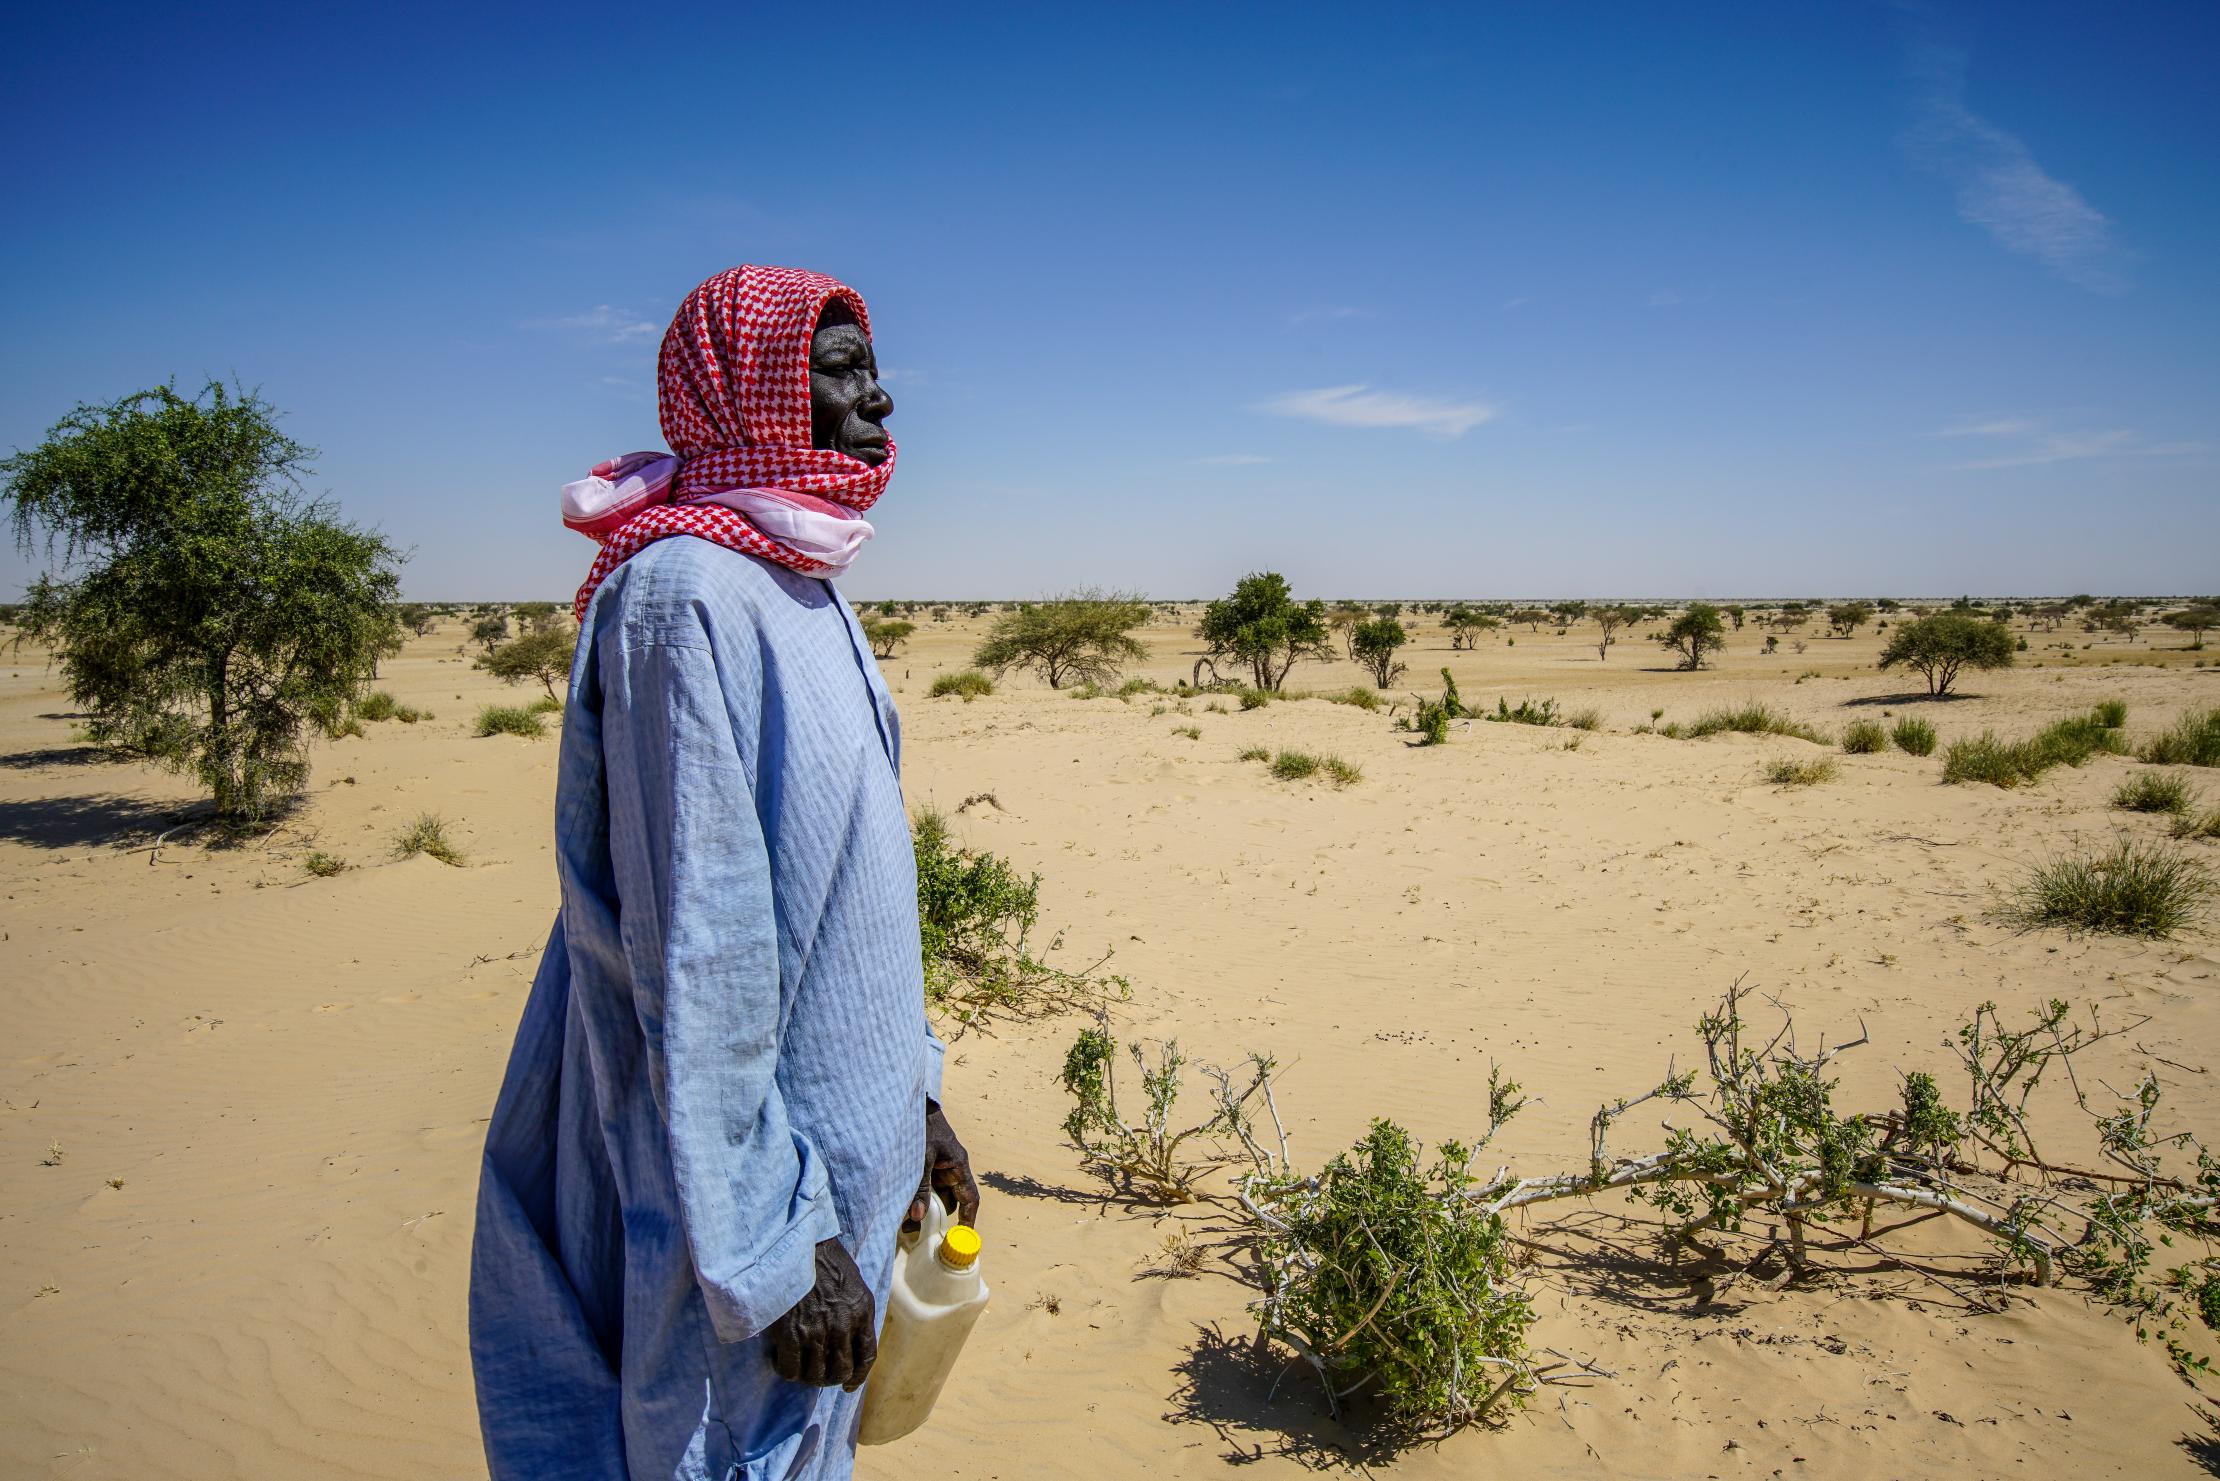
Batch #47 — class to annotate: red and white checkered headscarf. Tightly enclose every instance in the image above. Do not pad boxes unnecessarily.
[570,265,896,619]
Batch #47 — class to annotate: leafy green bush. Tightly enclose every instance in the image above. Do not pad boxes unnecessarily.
[1198,572,1332,691]
[1994,837,2210,937]
[1840,720,1887,754]
[913,807,1121,1023]
[973,591,1149,689]
[929,669,995,701]
[1486,696,1560,727]
[1269,750,1319,780]
[1237,687,1272,711]
[1891,716,1937,756]
[392,813,464,866]
[302,851,347,877]
[1686,702,1826,743]
[2094,699,2129,729]
[1321,685,1381,711]
[476,705,546,738]
[2113,773,2197,815]
[1764,756,1838,786]
[2140,707,2220,768]
[1878,613,2015,696]
[1259,1119,1533,1431]
[357,690,401,722]
[1350,616,1409,688]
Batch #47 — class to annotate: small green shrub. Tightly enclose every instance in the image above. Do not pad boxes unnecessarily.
[1322,755,1363,786]
[928,669,996,700]
[476,705,546,738]
[357,690,400,722]
[325,715,367,740]
[1117,676,1163,700]
[1321,686,1382,711]
[1237,746,1269,762]
[913,807,1121,1023]
[2113,773,2197,816]
[1994,837,2210,938]
[302,851,347,877]
[1269,750,1320,780]
[1237,687,1272,711]
[1943,709,2130,787]
[1486,696,1560,727]
[2094,699,2129,729]
[1171,725,1201,740]
[1763,756,1838,787]
[1840,720,1887,754]
[393,813,465,866]
[527,694,564,715]
[1891,716,1937,757]
[2140,707,2220,768]
[1686,703,1826,743]
[1943,732,2031,787]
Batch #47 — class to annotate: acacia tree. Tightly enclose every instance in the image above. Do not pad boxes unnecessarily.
[1827,602,1873,638]
[1592,605,1631,660]
[862,617,914,658]
[477,624,576,700]
[1443,606,1496,651]
[1655,602,1726,670]
[4,383,402,822]
[471,613,510,652]
[973,590,1149,689]
[1879,613,2015,696]
[1197,572,1331,691]
[1350,617,1409,688]
[2164,605,2219,650]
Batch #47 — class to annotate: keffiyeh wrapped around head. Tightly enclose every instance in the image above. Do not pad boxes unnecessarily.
[567,265,894,618]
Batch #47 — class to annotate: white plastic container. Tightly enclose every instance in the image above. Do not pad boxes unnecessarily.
[857,1198,990,1445]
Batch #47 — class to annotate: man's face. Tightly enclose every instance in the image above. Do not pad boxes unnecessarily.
[809,312,893,466]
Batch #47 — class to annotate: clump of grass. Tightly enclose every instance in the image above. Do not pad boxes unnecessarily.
[1117,677,1162,699]
[2094,699,2129,729]
[1322,755,1363,786]
[302,851,347,877]
[1993,837,2210,938]
[929,669,996,701]
[1486,696,1560,727]
[1891,716,1937,757]
[1171,725,1201,740]
[1238,688,1273,711]
[1943,731,2031,787]
[2171,808,2220,842]
[527,694,564,715]
[1262,749,1360,786]
[1840,720,1887,754]
[1564,707,1602,732]
[1763,756,1838,787]
[357,690,400,722]
[1321,686,1382,712]
[326,715,367,740]
[1686,702,1826,743]
[1942,708,2131,787]
[2140,707,2220,767]
[1237,746,1270,762]
[393,813,465,866]
[2113,773,2197,816]
[476,705,546,738]
[1069,682,1109,700]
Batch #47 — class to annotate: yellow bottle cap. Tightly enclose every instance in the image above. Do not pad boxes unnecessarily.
[938,1224,982,1269]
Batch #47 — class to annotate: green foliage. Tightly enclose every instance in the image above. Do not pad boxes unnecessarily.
[1942,709,2132,787]
[1398,668,1466,745]
[1827,602,1873,637]
[2139,708,2220,768]
[1237,686,1272,710]
[476,705,546,738]
[1261,1119,1534,1432]
[1564,707,1602,731]
[2094,699,2129,729]
[1994,837,2210,937]
[1763,756,1838,786]
[1236,746,1269,762]
[1261,749,1359,785]
[1058,1020,1269,1203]
[972,590,1149,689]
[471,613,510,652]
[1891,716,1938,756]
[1655,602,1727,670]
[2113,773,2197,816]
[476,624,576,701]
[392,813,464,866]
[3,382,404,822]
[2172,807,2220,842]
[913,807,1122,1026]
[527,694,562,715]
[1171,724,1201,740]
[1321,685,1381,711]
[1350,616,1409,688]
[1485,695,1560,727]
[1685,702,1826,743]
[861,617,914,658]
[1840,719,1887,754]
[2162,605,2219,649]
[1197,572,1332,691]
[302,851,347,877]
[1878,613,2014,696]
[357,690,401,722]
[928,669,995,701]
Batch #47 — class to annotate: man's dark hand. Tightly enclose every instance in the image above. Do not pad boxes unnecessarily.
[904,1101,980,1232]
[767,1239,877,1390]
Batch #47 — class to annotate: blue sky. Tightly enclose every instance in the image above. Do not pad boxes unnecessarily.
[3,2,2214,601]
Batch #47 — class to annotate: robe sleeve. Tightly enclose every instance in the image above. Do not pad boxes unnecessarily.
[601,612,838,1346]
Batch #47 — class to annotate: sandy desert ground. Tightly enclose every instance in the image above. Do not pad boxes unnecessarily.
[3,603,2218,1480]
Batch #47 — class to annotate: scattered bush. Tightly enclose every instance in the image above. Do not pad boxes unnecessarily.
[392,813,464,866]
[973,591,1150,690]
[1198,572,1332,691]
[1262,749,1360,785]
[861,617,914,658]
[302,851,347,877]
[1350,616,1410,688]
[2113,773,2197,816]
[2139,707,2220,768]
[923,670,994,701]
[1171,724,1201,740]
[476,625,576,701]
[1399,668,1468,746]
[1942,709,2130,787]
[1994,837,2210,937]
[1236,686,1272,711]
[1763,756,1838,787]
[1059,1018,1273,1203]
[476,705,546,738]
[1564,707,1602,731]
[2094,698,2129,729]
[1655,602,1727,670]
[1486,696,1560,727]
[1840,719,1887,754]
[357,690,401,722]
[1891,716,1937,756]
[1236,746,1269,762]
[1321,686,1381,711]
[1686,702,1826,743]
[1878,613,2014,696]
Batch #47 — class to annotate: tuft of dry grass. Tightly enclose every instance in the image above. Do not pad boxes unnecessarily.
[1763,756,1838,787]
[393,813,466,867]
[1992,837,2210,938]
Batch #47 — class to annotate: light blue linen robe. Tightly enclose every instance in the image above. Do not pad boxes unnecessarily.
[470,536,940,1481]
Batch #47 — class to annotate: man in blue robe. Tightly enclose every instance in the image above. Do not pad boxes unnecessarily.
[469,266,977,1481]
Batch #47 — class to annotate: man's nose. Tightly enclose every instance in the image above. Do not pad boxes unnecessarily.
[860,378,893,422]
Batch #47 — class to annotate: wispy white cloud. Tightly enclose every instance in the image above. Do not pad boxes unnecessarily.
[1197,453,1273,466]
[1939,417,2202,469]
[1903,49,2128,293]
[522,305,661,342]
[1257,384,1499,439]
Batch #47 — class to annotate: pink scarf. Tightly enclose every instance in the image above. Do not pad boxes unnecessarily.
[567,265,895,620]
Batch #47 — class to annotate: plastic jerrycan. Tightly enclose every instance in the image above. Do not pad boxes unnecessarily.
[857,1195,990,1445]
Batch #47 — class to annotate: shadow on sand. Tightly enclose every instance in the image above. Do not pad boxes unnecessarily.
[0,792,194,849]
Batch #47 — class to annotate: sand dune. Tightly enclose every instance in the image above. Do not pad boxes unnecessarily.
[3,609,2216,1478]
